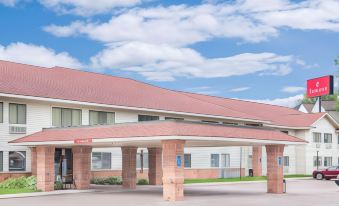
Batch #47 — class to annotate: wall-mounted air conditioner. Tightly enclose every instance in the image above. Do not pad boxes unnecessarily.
[9,126,27,134]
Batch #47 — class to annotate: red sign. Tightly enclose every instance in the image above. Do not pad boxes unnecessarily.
[74,138,92,144]
[307,75,334,98]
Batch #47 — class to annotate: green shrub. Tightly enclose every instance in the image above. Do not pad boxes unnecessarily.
[0,176,37,190]
[90,177,105,185]
[54,181,63,190]
[105,177,122,185]
[137,179,149,185]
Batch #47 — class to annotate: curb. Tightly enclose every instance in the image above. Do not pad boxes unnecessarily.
[0,189,96,199]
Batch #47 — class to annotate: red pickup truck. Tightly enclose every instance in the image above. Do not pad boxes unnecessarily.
[313,166,339,180]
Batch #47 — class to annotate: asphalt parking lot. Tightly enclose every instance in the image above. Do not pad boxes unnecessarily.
[0,179,338,206]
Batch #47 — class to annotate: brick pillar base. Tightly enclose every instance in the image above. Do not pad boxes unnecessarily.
[31,147,37,176]
[266,145,285,194]
[252,146,262,177]
[73,146,92,189]
[148,147,162,185]
[162,140,185,201]
[36,146,55,192]
[122,147,137,189]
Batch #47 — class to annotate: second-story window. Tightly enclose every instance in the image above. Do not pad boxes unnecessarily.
[0,102,3,123]
[9,103,26,124]
[52,107,81,127]
[138,115,159,122]
[313,132,321,143]
[324,133,332,143]
[89,111,115,125]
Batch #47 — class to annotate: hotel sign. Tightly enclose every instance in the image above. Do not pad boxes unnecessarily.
[74,138,92,144]
[307,75,333,98]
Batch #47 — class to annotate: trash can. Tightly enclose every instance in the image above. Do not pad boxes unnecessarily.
[283,179,286,193]
[249,169,253,177]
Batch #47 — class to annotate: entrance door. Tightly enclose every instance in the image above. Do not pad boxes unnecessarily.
[54,148,73,182]
[221,154,230,168]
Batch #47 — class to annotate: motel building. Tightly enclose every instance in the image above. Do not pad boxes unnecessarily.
[0,60,339,201]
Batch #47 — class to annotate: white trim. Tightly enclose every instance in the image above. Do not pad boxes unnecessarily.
[10,135,306,146]
[311,113,339,129]
[0,92,270,124]
[264,124,312,130]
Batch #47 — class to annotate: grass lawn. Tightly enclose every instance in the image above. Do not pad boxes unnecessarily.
[0,188,38,195]
[184,174,312,184]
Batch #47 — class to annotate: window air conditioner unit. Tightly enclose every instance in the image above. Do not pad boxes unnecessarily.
[315,143,321,148]
[325,144,332,149]
[9,126,27,134]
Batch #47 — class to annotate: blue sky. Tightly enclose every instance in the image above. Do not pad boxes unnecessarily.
[0,0,338,107]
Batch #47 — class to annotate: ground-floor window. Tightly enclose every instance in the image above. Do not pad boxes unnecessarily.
[313,156,322,167]
[136,152,148,169]
[211,154,220,167]
[0,151,3,171]
[92,152,112,170]
[184,154,191,168]
[9,151,26,171]
[221,154,230,168]
[284,156,289,167]
[324,157,332,167]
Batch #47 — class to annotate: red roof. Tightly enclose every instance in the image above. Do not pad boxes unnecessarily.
[0,60,327,127]
[10,121,306,144]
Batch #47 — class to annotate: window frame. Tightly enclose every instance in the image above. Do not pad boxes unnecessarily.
[324,156,332,167]
[324,133,332,143]
[283,156,289,167]
[91,152,112,170]
[210,154,220,168]
[89,110,115,125]
[184,154,192,168]
[165,117,184,120]
[0,151,3,172]
[9,103,26,124]
[312,132,322,143]
[313,156,322,167]
[52,107,82,127]
[8,151,26,171]
[138,115,160,122]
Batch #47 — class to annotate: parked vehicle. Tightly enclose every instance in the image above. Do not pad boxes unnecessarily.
[313,166,339,180]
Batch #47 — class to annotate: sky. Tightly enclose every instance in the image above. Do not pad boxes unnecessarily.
[0,0,338,108]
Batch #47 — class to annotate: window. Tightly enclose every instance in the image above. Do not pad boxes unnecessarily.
[52,107,82,127]
[184,154,191,168]
[165,117,184,120]
[324,133,332,143]
[202,120,219,124]
[313,156,322,167]
[89,111,115,125]
[0,102,3,123]
[0,151,3,172]
[324,157,332,167]
[284,156,289,167]
[136,152,148,168]
[9,103,26,124]
[9,151,26,171]
[313,132,322,143]
[92,152,111,170]
[245,123,262,127]
[211,154,220,167]
[328,166,337,171]
[281,131,289,134]
[222,122,238,126]
[138,115,159,122]
[221,154,230,168]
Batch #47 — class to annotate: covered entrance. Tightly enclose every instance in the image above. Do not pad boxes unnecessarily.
[10,120,306,201]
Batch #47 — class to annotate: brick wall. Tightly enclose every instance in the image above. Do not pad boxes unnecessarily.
[0,172,31,182]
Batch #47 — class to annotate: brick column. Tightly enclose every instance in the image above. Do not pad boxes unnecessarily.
[162,140,185,201]
[252,146,262,176]
[266,145,285,194]
[121,146,137,189]
[31,147,37,176]
[148,147,162,185]
[73,146,92,189]
[36,146,55,192]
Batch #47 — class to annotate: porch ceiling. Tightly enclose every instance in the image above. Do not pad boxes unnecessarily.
[9,120,307,147]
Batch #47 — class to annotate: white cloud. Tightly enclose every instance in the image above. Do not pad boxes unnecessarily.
[39,0,142,16]
[247,94,304,108]
[185,86,219,95]
[0,0,20,6]
[281,86,305,93]
[229,87,250,92]
[0,42,83,68]
[89,41,295,81]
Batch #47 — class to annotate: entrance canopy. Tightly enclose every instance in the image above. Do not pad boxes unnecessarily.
[10,120,306,147]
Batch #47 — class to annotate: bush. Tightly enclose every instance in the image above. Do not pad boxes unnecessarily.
[54,181,63,190]
[0,176,37,190]
[137,179,149,185]
[91,176,122,185]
